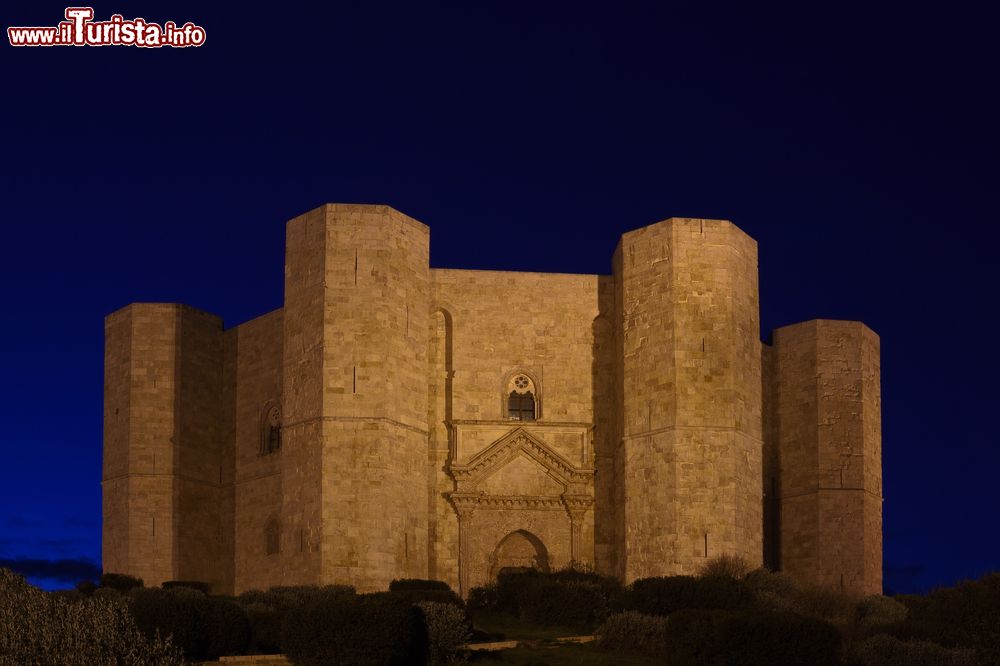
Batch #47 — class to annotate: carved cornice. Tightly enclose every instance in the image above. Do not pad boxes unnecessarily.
[561,494,594,523]
[448,492,593,512]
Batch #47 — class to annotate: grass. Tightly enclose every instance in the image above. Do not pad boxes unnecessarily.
[470,610,589,641]
[469,643,661,665]
[467,611,659,665]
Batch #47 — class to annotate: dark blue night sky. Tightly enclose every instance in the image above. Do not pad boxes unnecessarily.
[1,1,997,594]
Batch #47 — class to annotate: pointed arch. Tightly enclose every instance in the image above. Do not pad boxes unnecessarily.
[489,529,550,578]
[501,367,542,421]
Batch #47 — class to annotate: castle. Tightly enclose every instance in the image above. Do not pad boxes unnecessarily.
[102,204,882,596]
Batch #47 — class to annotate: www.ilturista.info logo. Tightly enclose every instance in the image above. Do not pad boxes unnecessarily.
[8,7,206,47]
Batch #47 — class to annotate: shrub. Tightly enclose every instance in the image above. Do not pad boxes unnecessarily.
[0,567,182,665]
[789,584,859,625]
[203,596,251,659]
[129,587,206,659]
[162,580,211,594]
[99,571,143,592]
[129,586,250,660]
[390,579,452,591]
[486,568,622,628]
[389,587,464,607]
[417,601,472,664]
[494,569,538,614]
[242,601,282,653]
[697,554,753,580]
[744,568,799,612]
[75,580,97,597]
[596,611,669,657]
[715,609,841,666]
[516,578,608,628]
[661,609,840,666]
[895,573,1000,662]
[466,583,498,612]
[234,585,356,654]
[49,589,86,603]
[846,634,978,666]
[93,586,122,600]
[623,575,753,616]
[856,594,908,631]
[282,592,427,665]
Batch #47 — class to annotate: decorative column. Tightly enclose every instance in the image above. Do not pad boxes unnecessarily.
[562,495,593,567]
[450,494,477,597]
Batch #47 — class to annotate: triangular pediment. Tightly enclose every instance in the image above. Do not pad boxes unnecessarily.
[478,453,565,496]
[449,428,593,487]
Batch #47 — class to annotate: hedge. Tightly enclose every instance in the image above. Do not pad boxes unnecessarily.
[596,611,670,657]
[663,609,841,666]
[129,586,250,661]
[623,574,753,616]
[162,580,211,594]
[0,568,182,665]
[417,601,472,665]
[389,579,452,591]
[282,592,427,665]
[99,572,143,592]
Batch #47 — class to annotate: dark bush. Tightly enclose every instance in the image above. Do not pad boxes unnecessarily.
[242,601,282,653]
[623,574,753,616]
[128,586,250,661]
[49,589,84,603]
[696,554,753,580]
[845,634,978,666]
[282,592,427,665]
[0,568,182,665]
[660,609,728,665]
[466,582,499,611]
[494,569,539,614]
[202,596,251,659]
[75,580,97,596]
[129,587,206,659]
[744,568,799,612]
[99,572,143,592]
[855,594,908,631]
[389,587,464,607]
[390,578,452,591]
[895,573,1000,662]
[488,568,622,628]
[93,586,122,600]
[662,609,840,666]
[417,601,472,664]
[162,580,211,594]
[716,610,841,666]
[517,578,608,628]
[234,584,356,654]
[596,611,670,657]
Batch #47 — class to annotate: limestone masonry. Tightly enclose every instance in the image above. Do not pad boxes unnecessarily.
[102,204,882,596]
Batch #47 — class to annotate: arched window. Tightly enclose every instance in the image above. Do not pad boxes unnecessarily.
[505,373,537,421]
[260,403,282,455]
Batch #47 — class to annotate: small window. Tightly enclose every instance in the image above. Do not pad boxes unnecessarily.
[508,391,536,421]
[505,373,538,421]
[260,404,281,455]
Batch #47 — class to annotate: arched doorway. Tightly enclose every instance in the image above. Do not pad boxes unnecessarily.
[489,530,550,579]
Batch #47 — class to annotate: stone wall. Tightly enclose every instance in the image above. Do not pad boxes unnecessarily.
[102,203,881,598]
[616,218,763,582]
[229,309,284,593]
[431,268,603,591]
[281,205,432,591]
[102,303,228,589]
[767,319,882,595]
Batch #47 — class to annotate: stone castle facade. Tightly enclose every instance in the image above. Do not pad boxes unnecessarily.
[102,204,882,596]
